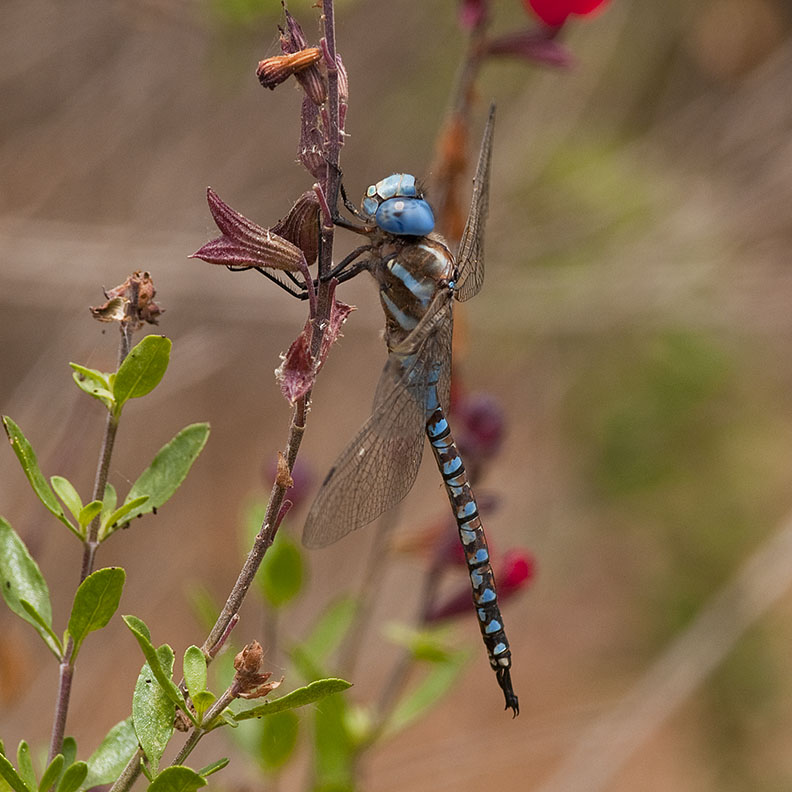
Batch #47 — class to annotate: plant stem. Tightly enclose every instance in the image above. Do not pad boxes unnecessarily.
[107,749,143,792]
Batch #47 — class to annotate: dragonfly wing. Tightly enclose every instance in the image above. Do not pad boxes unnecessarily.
[303,297,453,548]
[454,105,495,303]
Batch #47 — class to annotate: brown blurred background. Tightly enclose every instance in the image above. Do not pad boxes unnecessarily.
[3,0,792,789]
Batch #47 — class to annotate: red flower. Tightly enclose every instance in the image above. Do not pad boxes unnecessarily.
[524,0,609,27]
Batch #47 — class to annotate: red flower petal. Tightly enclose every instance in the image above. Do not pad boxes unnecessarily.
[523,0,608,27]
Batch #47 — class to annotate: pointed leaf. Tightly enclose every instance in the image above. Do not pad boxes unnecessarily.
[2,418,77,535]
[54,762,86,792]
[0,519,59,657]
[133,645,175,775]
[38,755,63,792]
[67,567,125,661]
[69,364,115,412]
[100,483,118,529]
[83,719,138,790]
[382,650,469,738]
[234,678,351,721]
[19,600,62,656]
[112,335,171,415]
[15,745,33,792]
[99,496,148,542]
[60,739,77,771]
[108,424,210,534]
[50,477,83,523]
[258,534,304,608]
[298,597,356,666]
[77,501,103,532]
[182,646,208,705]
[0,753,31,792]
[196,759,228,779]
[123,616,192,722]
[145,766,206,792]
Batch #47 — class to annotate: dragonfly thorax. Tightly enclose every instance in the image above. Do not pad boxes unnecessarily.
[362,173,435,237]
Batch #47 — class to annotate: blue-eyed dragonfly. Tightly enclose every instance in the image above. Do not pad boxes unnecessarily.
[304,107,518,715]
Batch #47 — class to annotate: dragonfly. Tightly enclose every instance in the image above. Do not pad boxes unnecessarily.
[302,106,518,715]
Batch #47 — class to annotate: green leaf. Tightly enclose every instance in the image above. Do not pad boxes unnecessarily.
[145,766,206,792]
[50,477,83,523]
[234,679,351,722]
[382,651,469,738]
[191,691,215,720]
[38,755,63,792]
[133,645,175,775]
[0,753,31,792]
[54,762,85,792]
[2,418,78,536]
[298,598,357,666]
[67,567,125,661]
[69,364,115,412]
[99,497,148,541]
[112,335,171,415]
[258,534,304,608]
[258,710,298,771]
[15,745,33,792]
[0,518,60,657]
[60,738,77,771]
[107,423,210,535]
[77,501,103,532]
[100,483,118,530]
[123,616,192,723]
[196,758,228,779]
[19,601,62,656]
[182,646,207,704]
[382,622,456,663]
[313,683,354,792]
[83,719,138,790]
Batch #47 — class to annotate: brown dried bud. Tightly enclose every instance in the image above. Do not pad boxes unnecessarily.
[90,270,163,329]
[299,96,326,180]
[279,7,309,53]
[257,48,322,91]
[276,451,294,490]
[232,641,283,700]
[272,190,320,267]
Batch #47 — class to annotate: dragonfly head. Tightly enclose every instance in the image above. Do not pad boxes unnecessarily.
[361,173,435,237]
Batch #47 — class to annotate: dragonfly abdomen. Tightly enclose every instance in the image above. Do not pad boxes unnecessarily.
[425,404,519,716]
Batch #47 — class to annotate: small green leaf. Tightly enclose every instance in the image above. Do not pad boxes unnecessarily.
[0,519,60,657]
[77,501,103,532]
[99,496,149,541]
[382,650,469,738]
[196,758,228,778]
[258,710,298,771]
[298,598,357,666]
[100,483,118,529]
[182,646,208,703]
[2,418,77,536]
[234,679,352,722]
[123,616,192,723]
[312,682,354,791]
[70,364,115,411]
[112,424,210,532]
[146,766,206,792]
[383,622,455,663]
[38,755,63,792]
[19,601,62,656]
[50,477,83,523]
[258,534,304,608]
[15,745,33,792]
[112,336,171,415]
[83,719,138,790]
[191,691,215,720]
[67,567,125,661]
[54,761,86,792]
[133,645,175,775]
[0,753,31,792]
[60,738,77,771]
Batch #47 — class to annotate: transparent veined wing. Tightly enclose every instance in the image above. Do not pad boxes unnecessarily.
[454,104,495,303]
[303,292,454,548]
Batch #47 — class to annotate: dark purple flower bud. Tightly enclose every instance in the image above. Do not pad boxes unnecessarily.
[299,96,326,180]
[277,9,326,105]
[456,392,505,460]
[458,0,489,29]
[279,7,309,54]
[485,30,573,68]
[191,188,305,274]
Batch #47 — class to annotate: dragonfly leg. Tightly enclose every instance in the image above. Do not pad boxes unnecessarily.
[321,244,372,283]
[248,266,310,300]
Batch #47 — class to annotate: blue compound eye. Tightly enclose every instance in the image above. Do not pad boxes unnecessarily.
[375,197,435,236]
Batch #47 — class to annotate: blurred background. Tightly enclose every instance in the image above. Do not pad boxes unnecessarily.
[3,0,792,789]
